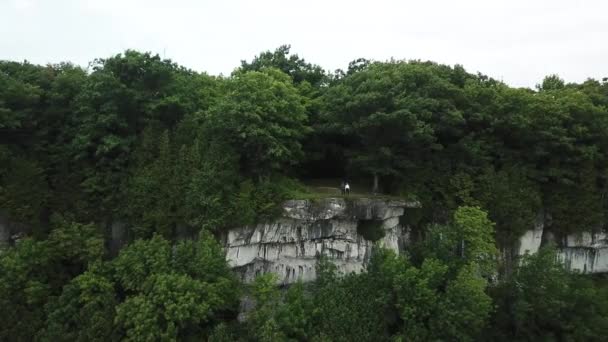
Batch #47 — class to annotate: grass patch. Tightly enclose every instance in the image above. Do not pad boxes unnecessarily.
[294,178,407,201]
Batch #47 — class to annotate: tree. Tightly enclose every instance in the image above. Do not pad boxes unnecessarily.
[308,251,401,342]
[321,61,470,192]
[0,157,48,230]
[452,206,498,275]
[122,130,178,238]
[538,74,565,91]
[0,217,105,341]
[113,232,240,340]
[392,257,492,341]
[1,48,608,342]
[112,234,172,292]
[393,258,448,341]
[0,238,51,340]
[276,282,312,341]
[240,45,327,87]
[115,273,219,341]
[417,206,497,276]
[475,166,542,245]
[488,247,608,341]
[393,207,496,340]
[0,61,43,132]
[437,263,492,341]
[69,50,208,218]
[246,274,288,342]
[205,68,310,178]
[123,121,243,236]
[42,267,118,342]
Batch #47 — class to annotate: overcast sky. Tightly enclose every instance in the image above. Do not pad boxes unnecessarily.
[1,0,607,88]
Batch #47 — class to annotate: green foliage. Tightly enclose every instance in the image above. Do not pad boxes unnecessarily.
[208,322,238,342]
[240,45,327,87]
[276,282,312,341]
[417,206,497,277]
[0,217,105,341]
[113,234,172,292]
[0,238,51,340]
[475,166,542,244]
[1,48,608,341]
[123,126,241,236]
[544,161,605,234]
[305,238,494,342]
[488,246,608,341]
[247,274,288,342]
[0,157,48,228]
[42,267,118,342]
[245,274,317,341]
[112,232,240,340]
[310,264,394,342]
[438,263,492,340]
[539,74,565,91]
[205,68,311,177]
[0,65,41,129]
[452,206,498,274]
[68,51,215,218]
[393,258,449,340]
[115,273,215,341]
[321,61,465,191]
[3,48,607,240]
[183,138,240,231]
[391,208,496,340]
[233,176,307,225]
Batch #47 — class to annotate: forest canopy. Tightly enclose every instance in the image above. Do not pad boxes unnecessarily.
[1,46,608,341]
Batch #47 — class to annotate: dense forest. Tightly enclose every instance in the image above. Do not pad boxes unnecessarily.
[1,46,608,341]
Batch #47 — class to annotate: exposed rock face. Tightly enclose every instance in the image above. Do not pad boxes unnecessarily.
[517,222,608,273]
[556,232,608,273]
[224,198,418,284]
[517,221,544,256]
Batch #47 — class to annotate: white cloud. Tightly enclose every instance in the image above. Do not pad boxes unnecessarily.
[10,0,35,11]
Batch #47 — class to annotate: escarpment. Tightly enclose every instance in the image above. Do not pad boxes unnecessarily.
[518,222,608,273]
[224,199,608,284]
[223,197,420,284]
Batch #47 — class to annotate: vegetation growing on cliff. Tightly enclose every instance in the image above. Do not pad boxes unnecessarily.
[1,46,608,340]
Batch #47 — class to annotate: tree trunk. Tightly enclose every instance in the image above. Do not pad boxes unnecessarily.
[372,173,379,194]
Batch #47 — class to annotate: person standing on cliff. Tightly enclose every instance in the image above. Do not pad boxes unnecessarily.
[344,182,350,195]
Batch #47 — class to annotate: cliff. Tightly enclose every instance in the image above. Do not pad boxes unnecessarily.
[224,197,420,284]
[225,199,608,284]
[518,222,608,273]
[4,199,606,279]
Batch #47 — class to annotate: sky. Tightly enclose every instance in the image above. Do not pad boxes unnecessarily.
[1,0,607,88]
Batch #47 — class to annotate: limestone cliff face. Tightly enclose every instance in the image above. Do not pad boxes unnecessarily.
[517,222,608,273]
[226,199,608,283]
[224,198,419,284]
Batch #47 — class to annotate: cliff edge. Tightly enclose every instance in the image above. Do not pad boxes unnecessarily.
[224,197,420,284]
